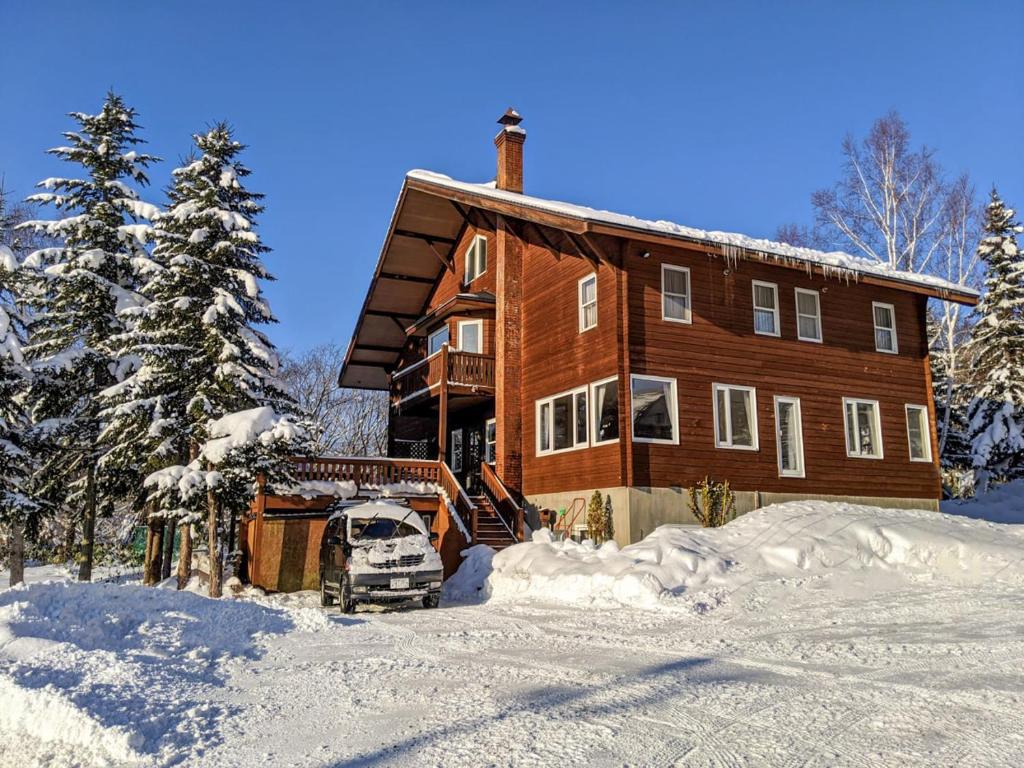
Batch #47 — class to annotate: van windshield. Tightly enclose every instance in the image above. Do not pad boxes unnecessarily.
[350,517,423,540]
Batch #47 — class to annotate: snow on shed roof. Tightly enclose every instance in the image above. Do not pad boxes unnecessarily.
[406,170,978,301]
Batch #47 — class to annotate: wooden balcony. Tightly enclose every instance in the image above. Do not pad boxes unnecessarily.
[391,346,495,409]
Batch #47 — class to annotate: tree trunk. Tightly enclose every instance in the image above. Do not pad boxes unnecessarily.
[176,522,193,589]
[9,521,25,587]
[160,517,175,581]
[61,513,77,563]
[207,486,223,598]
[77,464,97,582]
[144,515,164,586]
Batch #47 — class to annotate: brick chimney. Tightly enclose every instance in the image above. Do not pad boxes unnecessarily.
[494,108,525,193]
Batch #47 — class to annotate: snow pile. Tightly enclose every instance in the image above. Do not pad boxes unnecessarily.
[279,479,359,499]
[277,479,444,500]
[454,502,1024,608]
[943,480,1024,524]
[442,545,496,602]
[0,581,302,764]
[349,534,443,576]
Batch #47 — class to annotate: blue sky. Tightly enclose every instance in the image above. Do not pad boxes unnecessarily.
[2,1,1021,354]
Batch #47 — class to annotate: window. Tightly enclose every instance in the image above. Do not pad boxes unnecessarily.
[536,387,588,455]
[457,320,482,353]
[795,288,822,342]
[450,428,463,472]
[485,418,496,464]
[873,302,898,354]
[843,398,883,459]
[661,264,692,323]
[630,375,678,444]
[590,376,619,445]
[906,405,931,462]
[752,281,780,336]
[578,273,597,332]
[464,235,487,283]
[428,326,449,356]
[713,384,759,450]
[774,396,805,477]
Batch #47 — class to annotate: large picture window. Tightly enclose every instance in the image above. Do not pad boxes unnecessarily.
[905,404,931,462]
[578,273,597,332]
[844,398,883,458]
[713,384,759,450]
[774,396,805,477]
[873,302,898,354]
[661,264,692,323]
[464,235,487,283]
[795,288,822,342]
[590,376,619,445]
[536,387,589,455]
[752,281,780,336]
[630,375,678,444]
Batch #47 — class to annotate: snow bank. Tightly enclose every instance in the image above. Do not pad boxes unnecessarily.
[943,480,1024,524]
[0,581,305,764]
[451,502,1024,608]
[442,545,496,603]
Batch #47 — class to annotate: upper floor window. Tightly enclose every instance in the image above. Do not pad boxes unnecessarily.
[630,374,678,444]
[661,264,692,323]
[578,273,598,332]
[428,325,449,356]
[905,404,931,462]
[873,302,898,354]
[457,319,482,353]
[713,383,759,450]
[591,376,619,445]
[795,288,822,342]
[844,397,883,459]
[752,281,780,336]
[536,386,589,455]
[464,235,487,283]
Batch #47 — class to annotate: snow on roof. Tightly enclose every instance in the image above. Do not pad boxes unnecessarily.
[406,170,978,299]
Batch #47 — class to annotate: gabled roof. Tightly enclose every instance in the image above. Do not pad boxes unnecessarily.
[340,170,978,391]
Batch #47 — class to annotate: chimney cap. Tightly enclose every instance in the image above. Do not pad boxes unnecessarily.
[497,107,523,127]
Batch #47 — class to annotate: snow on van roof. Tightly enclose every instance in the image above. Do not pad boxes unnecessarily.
[406,170,977,299]
[328,500,428,535]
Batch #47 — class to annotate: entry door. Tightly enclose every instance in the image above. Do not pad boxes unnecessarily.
[465,426,484,493]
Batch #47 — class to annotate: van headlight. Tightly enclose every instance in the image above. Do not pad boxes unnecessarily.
[429,581,441,589]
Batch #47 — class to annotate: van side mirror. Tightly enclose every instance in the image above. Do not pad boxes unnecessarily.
[429,531,439,543]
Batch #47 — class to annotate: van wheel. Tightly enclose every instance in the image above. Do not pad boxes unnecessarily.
[320,576,335,607]
[341,587,356,614]
[423,593,440,609]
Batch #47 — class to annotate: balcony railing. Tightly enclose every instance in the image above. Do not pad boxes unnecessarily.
[391,346,495,405]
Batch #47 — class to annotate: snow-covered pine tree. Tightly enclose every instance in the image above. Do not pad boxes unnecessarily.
[19,93,159,581]
[965,190,1024,493]
[108,124,305,595]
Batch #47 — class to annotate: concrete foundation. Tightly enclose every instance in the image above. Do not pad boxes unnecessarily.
[525,486,940,545]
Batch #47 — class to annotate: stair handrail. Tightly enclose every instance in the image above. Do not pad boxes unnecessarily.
[438,461,479,542]
[555,497,587,540]
[480,461,524,542]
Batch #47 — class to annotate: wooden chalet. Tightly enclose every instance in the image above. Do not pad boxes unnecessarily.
[244,108,978,591]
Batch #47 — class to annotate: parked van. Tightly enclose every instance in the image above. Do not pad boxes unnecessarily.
[319,500,444,612]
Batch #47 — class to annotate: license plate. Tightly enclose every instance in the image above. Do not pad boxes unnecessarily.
[390,577,410,590]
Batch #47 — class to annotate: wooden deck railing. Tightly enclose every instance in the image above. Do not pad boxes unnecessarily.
[480,462,525,542]
[391,346,495,405]
[290,456,443,485]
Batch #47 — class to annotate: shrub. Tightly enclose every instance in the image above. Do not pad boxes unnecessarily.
[687,477,736,528]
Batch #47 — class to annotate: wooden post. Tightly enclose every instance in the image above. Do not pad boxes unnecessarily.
[438,343,449,462]
[471,505,479,545]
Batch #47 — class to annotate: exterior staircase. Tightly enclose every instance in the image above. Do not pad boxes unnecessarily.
[469,494,518,551]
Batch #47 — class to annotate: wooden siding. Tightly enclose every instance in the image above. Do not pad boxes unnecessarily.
[519,235,625,496]
[623,242,940,499]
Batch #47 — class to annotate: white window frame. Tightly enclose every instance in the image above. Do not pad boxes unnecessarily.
[578,273,598,332]
[905,404,932,463]
[464,234,487,283]
[629,374,679,445]
[751,280,781,337]
[457,319,483,353]
[773,396,805,478]
[427,325,449,356]
[589,375,620,446]
[872,301,898,354]
[450,428,463,472]
[661,263,692,324]
[535,385,590,456]
[712,383,760,451]
[843,397,884,459]
[794,287,822,343]
[485,418,496,464]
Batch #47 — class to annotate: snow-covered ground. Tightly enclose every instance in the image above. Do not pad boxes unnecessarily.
[2,499,1023,767]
